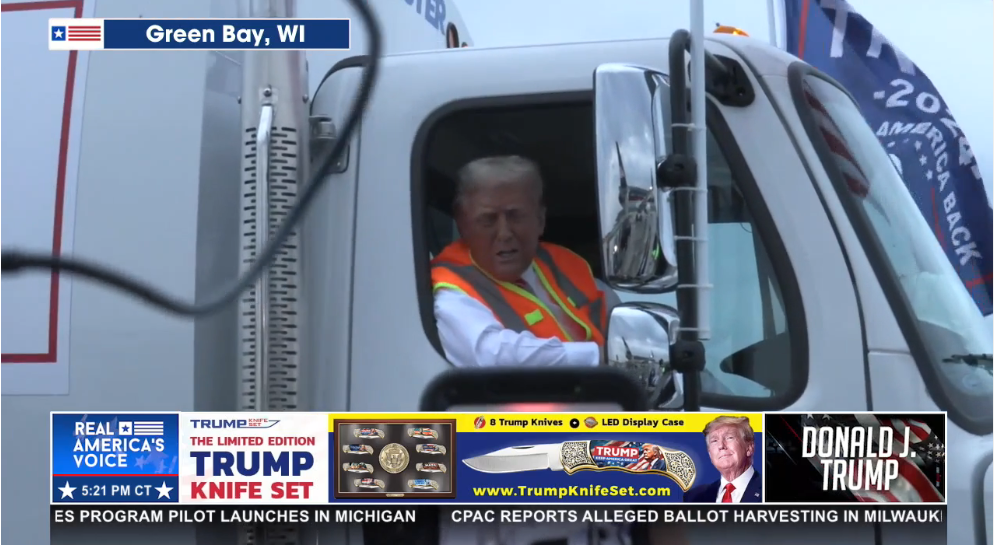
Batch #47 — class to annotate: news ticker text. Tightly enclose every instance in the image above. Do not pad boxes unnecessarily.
[53,505,944,525]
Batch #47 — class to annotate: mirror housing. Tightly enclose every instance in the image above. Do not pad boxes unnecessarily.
[605,302,682,407]
[418,367,649,411]
[593,64,678,293]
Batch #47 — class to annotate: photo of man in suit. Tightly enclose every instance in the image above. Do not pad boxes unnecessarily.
[628,444,667,472]
[683,415,762,503]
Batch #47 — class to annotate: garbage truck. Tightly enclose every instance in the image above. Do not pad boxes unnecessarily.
[2,0,991,544]
[1,0,474,543]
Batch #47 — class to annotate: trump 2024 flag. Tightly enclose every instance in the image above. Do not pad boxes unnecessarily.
[784,0,993,315]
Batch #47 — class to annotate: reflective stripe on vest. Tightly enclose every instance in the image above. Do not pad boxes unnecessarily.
[535,247,606,333]
[434,252,604,338]
[432,263,532,333]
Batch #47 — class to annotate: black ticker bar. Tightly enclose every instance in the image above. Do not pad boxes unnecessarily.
[52,504,946,525]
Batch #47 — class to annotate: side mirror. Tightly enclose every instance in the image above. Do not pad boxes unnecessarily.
[593,64,678,293]
[418,367,649,412]
[605,302,681,407]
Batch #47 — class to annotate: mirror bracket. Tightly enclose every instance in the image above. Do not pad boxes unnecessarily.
[670,29,755,108]
[656,153,697,190]
[703,55,755,108]
[670,339,706,374]
[670,339,706,411]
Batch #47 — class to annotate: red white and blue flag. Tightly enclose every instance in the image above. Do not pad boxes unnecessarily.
[784,0,993,314]
[50,18,105,50]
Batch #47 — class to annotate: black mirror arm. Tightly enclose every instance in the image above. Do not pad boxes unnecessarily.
[657,152,705,414]
[669,29,756,110]
[670,339,706,412]
[665,30,711,415]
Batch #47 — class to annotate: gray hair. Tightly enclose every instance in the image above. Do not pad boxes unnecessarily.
[454,155,544,210]
[703,416,755,444]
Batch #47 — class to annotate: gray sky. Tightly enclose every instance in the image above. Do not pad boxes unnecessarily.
[458,0,994,200]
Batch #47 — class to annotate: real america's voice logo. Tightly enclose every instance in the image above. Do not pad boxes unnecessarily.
[52,413,181,504]
[72,418,167,468]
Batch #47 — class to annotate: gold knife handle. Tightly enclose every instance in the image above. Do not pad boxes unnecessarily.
[559,441,698,492]
[560,441,598,474]
[660,450,697,491]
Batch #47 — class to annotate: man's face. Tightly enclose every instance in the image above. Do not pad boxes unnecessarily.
[456,179,545,282]
[707,425,753,473]
[642,445,657,459]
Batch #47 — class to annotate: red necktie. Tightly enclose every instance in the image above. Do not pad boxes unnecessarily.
[721,483,735,503]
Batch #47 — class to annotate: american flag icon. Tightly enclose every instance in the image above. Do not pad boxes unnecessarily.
[133,421,165,436]
[51,25,101,41]
[49,18,104,50]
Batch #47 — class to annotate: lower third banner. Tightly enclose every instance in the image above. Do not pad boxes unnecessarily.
[49,18,350,51]
[51,504,946,525]
[52,412,766,504]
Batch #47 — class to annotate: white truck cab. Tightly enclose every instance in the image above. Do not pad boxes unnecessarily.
[1,1,989,544]
[307,33,991,544]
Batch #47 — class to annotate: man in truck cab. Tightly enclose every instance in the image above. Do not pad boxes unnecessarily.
[431,155,618,367]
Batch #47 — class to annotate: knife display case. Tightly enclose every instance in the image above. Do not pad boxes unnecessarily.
[333,419,457,499]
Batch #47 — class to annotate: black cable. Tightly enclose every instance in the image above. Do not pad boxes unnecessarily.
[0,0,383,317]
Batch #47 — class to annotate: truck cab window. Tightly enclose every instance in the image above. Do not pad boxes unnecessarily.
[414,97,604,357]
[413,97,797,403]
[794,72,992,432]
[616,128,794,401]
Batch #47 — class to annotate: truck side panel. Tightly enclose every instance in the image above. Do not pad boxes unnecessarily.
[303,66,364,419]
[2,0,83,394]
[2,1,241,544]
[300,0,474,97]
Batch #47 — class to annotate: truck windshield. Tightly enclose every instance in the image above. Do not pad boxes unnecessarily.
[796,73,992,432]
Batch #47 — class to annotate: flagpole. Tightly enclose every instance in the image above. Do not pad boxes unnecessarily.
[689,0,710,340]
[778,0,788,50]
[766,0,779,47]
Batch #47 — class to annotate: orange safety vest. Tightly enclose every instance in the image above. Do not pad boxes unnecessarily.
[431,240,607,345]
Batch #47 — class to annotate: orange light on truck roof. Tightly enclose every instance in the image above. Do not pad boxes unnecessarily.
[714,25,749,37]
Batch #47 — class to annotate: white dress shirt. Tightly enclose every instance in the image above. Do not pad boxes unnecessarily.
[434,265,612,368]
[715,465,756,503]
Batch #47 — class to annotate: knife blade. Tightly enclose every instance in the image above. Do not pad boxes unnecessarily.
[462,440,697,491]
[462,444,563,473]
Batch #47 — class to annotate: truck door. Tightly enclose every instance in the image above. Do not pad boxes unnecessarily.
[356,39,871,417]
[589,43,876,544]
[782,62,993,545]
[611,68,870,416]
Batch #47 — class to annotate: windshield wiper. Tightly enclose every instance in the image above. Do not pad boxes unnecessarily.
[943,353,993,372]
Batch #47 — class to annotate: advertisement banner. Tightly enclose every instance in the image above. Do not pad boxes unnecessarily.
[51,412,764,504]
[764,412,947,503]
